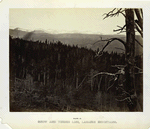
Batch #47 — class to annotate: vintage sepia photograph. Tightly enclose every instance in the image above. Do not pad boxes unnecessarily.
[9,8,143,112]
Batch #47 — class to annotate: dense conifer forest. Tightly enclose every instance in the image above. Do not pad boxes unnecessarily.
[9,36,142,111]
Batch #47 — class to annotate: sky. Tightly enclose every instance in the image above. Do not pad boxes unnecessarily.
[9,8,125,34]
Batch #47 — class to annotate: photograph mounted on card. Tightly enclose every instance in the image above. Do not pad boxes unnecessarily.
[0,1,150,129]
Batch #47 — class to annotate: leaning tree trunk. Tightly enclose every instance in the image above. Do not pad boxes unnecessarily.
[125,9,137,111]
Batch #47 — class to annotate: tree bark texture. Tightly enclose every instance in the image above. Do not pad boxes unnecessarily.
[125,9,137,111]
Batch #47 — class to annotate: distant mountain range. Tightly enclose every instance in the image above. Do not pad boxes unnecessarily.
[9,28,143,55]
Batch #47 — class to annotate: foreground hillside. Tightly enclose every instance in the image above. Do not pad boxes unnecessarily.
[10,36,142,111]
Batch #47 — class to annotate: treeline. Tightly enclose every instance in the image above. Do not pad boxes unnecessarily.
[9,36,142,86]
[9,36,143,111]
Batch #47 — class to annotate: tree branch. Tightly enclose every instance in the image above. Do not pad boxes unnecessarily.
[135,39,143,47]
[135,20,143,31]
[135,22,143,38]
[113,25,126,33]
[116,97,133,104]
[134,65,142,71]
[103,8,116,19]
[92,72,116,78]
[103,8,126,20]
[107,79,116,92]
[94,38,126,57]
[111,65,127,69]
[140,9,143,17]
[134,9,143,30]
[77,75,88,90]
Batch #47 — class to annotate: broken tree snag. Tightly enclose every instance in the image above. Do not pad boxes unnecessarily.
[134,9,143,31]
[125,9,137,110]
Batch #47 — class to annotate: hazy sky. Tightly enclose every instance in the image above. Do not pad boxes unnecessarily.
[9,8,125,34]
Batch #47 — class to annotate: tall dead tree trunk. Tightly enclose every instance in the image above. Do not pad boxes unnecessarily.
[94,8,143,111]
[125,9,137,111]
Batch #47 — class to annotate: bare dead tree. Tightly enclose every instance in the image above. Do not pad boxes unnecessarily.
[94,8,143,111]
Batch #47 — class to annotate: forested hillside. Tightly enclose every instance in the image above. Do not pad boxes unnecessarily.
[9,36,142,111]
[9,28,143,55]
